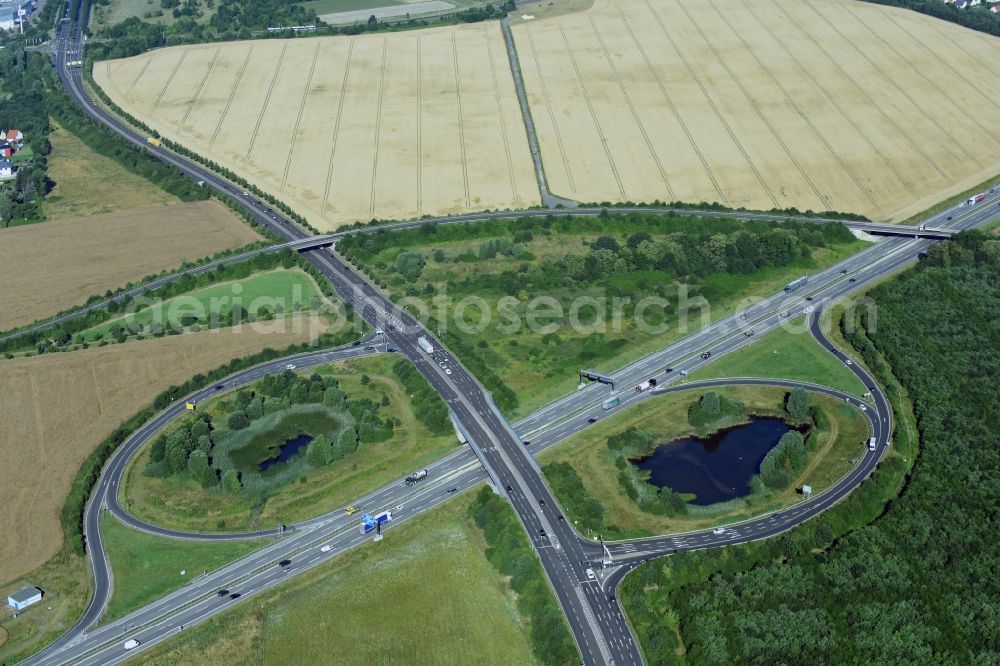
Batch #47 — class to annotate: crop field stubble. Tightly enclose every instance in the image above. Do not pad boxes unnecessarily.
[513,0,1000,221]
[0,200,262,331]
[0,318,327,584]
[94,24,540,231]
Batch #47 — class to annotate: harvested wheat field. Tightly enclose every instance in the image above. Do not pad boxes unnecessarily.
[0,200,261,331]
[94,24,539,231]
[0,318,328,583]
[514,0,1000,221]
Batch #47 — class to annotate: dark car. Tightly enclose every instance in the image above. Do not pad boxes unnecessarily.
[849,278,856,283]
[217,589,229,597]
[558,515,565,522]
[506,485,512,492]
[364,346,376,352]
[806,296,814,301]
[947,216,953,220]
[229,592,241,600]
[587,417,597,424]
[387,347,398,353]
[387,325,396,331]
[278,559,292,567]
[539,499,545,505]
[701,351,712,359]
[539,528,546,537]
[522,440,530,447]
[352,340,361,346]
[665,367,674,373]
[214,384,224,391]
[840,269,848,274]
[447,487,458,494]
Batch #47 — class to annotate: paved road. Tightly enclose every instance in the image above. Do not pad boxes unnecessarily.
[26,13,1000,666]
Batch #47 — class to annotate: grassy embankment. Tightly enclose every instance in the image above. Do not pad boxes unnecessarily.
[44,120,179,220]
[101,515,268,622]
[122,355,459,532]
[540,385,868,537]
[690,315,866,396]
[78,269,325,343]
[128,491,541,666]
[338,216,868,418]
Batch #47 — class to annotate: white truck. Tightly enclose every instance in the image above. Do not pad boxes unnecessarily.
[417,336,434,354]
[869,437,876,451]
[405,469,428,486]
[635,378,658,393]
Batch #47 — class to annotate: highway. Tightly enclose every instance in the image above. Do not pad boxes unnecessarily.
[23,11,1000,666]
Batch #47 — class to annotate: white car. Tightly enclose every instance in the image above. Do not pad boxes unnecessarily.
[320,545,332,553]
[445,368,452,375]
[712,528,726,535]
[805,305,815,314]
[285,363,296,370]
[846,359,853,366]
[859,404,867,411]
[123,639,141,650]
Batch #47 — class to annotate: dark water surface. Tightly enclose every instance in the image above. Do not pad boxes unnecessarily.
[633,417,804,505]
[258,433,313,472]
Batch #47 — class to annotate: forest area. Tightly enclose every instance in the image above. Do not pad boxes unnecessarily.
[620,230,1000,664]
[862,0,1000,37]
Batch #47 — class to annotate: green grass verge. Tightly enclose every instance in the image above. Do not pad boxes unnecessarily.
[897,170,999,227]
[130,490,540,666]
[80,269,324,342]
[101,514,268,622]
[690,316,866,396]
[540,385,868,537]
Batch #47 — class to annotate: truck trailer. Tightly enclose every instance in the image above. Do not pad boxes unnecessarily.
[967,193,986,206]
[635,378,658,393]
[784,276,808,293]
[602,396,620,410]
[405,469,428,486]
[417,336,434,354]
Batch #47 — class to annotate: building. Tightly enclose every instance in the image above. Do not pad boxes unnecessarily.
[0,159,14,178]
[7,587,42,612]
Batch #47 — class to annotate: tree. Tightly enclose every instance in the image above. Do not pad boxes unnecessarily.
[188,449,216,487]
[306,434,330,467]
[227,411,250,430]
[222,469,242,494]
[786,387,811,420]
[165,435,188,474]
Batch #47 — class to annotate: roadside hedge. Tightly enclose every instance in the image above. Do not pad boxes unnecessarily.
[469,486,578,666]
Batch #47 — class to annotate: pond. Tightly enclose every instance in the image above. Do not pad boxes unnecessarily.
[228,410,339,473]
[257,433,313,472]
[632,417,807,505]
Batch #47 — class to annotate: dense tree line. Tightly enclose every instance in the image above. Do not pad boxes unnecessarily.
[86,1,514,58]
[542,462,604,533]
[391,359,451,435]
[861,0,1000,37]
[468,486,579,666]
[620,231,1000,664]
